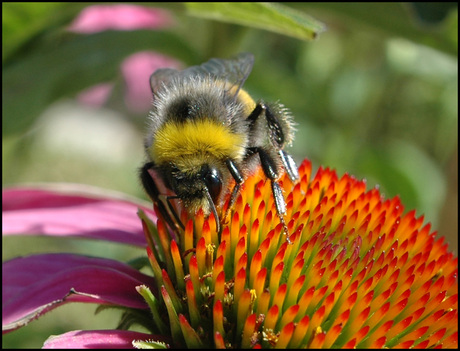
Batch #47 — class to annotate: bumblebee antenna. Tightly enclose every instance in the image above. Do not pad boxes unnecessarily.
[204,188,221,234]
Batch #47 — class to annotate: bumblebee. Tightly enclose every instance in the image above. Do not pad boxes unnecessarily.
[140,52,299,241]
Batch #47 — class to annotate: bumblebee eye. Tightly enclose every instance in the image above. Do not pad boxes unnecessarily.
[202,166,222,203]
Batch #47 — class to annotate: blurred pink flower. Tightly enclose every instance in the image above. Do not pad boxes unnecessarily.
[76,51,182,111]
[68,4,173,33]
[2,185,160,348]
[121,52,183,113]
[77,83,114,108]
[70,4,183,112]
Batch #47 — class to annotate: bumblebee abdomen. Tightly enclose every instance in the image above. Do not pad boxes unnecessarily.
[150,119,247,166]
[226,84,257,117]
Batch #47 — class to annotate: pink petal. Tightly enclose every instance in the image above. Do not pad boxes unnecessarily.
[2,253,156,333]
[77,83,114,107]
[68,4,173,33]
[43,329,168,349]
[2,185,156,247]
[76,52,182,111]
[121,51,183,113]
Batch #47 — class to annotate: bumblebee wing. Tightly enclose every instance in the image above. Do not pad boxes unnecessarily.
[149,53,254,98]
[150,68,181,94]
[181,52,254,99]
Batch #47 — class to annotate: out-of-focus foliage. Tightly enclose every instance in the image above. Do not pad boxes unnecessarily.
[2,3,457,348]
[185,2,326,40]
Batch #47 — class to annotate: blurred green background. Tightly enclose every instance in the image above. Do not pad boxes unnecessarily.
[2,2,457,348]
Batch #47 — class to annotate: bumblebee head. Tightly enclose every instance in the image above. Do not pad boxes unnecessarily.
[171,163,222,207]
[162,162,223,231]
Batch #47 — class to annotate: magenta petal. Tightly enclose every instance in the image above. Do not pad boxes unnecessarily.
[2,185,156,247]
[2,253,156,333]
[43,329,167,349]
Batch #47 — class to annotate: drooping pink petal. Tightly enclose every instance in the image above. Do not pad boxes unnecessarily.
[77,83,114,107]
[2,253,156,333]
[2,185,155,247]
[121,51,183,113]
[68,4,173,33]
[76,51,182,111]
[42,329,168,349]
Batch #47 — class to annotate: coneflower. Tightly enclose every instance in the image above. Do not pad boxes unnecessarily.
[3,159,458,348]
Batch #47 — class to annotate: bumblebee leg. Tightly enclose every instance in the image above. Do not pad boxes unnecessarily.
[279,150,299,182]
[248,102,298,182]
[140,162,184,236]
[252,147,292,244]
[248,102,285,148]
[223,159,244,224]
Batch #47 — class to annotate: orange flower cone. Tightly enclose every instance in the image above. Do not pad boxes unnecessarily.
[138,159,458,348]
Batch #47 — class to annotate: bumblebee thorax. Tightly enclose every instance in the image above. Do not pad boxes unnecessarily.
[150,119,247,166]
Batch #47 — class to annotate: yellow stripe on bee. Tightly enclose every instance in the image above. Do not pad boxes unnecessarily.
[228,86,257,116]
[151,119,246,166]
